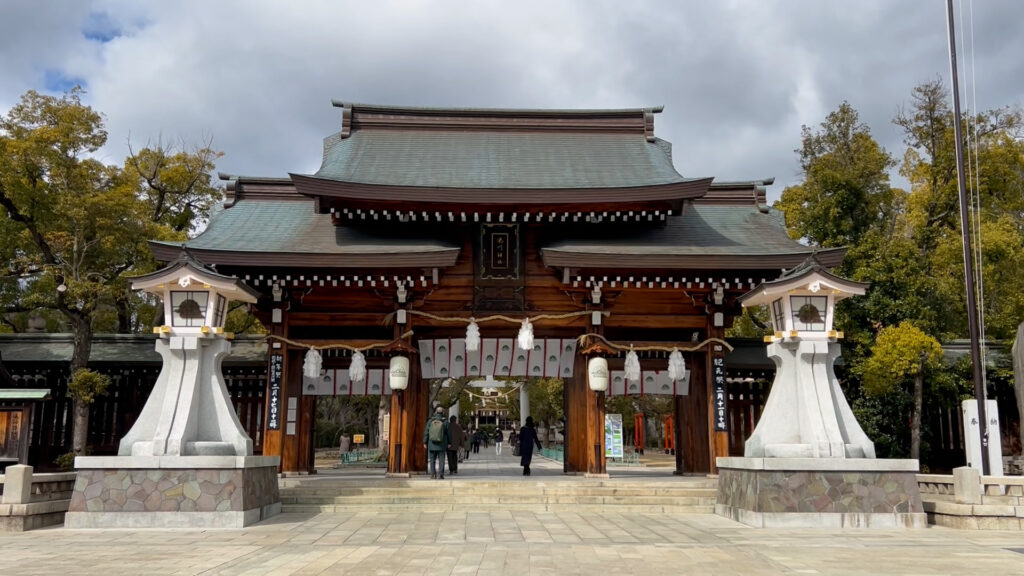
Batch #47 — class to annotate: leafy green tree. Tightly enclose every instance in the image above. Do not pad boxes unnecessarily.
[862,321,945,459]
[776,102,897,248]
[125,138,223,233]
[0,88,221,455]
[526,377,564,442]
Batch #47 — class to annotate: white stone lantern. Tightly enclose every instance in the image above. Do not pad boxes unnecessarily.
[68,253,280,529]
[737,258,874,459]
[716,257,926,529]
[133,256,260,338]
[118,253,261,457]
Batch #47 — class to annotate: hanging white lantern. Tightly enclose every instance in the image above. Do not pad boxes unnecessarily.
[587,356,609,392]
[624,348,641,382]
[303,348,322,379]
[389,355,410,390]
[465,318,480,351]
[668,349,686,381]
[349,350,366,382]
[517,317,534,351]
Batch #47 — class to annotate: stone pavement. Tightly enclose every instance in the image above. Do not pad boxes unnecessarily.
[3,450,1023,575]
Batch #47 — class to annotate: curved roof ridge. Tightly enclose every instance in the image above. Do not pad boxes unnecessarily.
[331,100,664,116]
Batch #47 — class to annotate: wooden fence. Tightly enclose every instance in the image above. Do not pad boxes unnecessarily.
[0,363,264,470]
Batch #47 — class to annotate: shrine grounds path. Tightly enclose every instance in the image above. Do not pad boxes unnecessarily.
[3,449,1024,575]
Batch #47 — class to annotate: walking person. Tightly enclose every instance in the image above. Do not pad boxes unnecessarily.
[447,415,465,475]
[423,406,449,479]
[494,428,504,455]
[519,416,543,476]
[472,429,484,453]
[509,429,519,456]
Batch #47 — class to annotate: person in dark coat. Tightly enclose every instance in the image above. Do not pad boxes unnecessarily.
[447,415,465,474]
[518,416,543,476]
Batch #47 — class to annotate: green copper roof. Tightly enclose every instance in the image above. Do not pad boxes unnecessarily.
[541,205,846,269]
[149,199,460,267]
[0,334,268,364]
[0,389,50,400]
[310,131,694,189]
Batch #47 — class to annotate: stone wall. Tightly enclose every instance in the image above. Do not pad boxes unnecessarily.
[718,468,922,515]
[715,457,926,528]
[69,466,278,514]
[918,470,1024,529]
[0,467,77,531]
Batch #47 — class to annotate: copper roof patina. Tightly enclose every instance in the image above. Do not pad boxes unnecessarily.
[289,102,713,203]
[541,204,845,270]
[149,199,461,268]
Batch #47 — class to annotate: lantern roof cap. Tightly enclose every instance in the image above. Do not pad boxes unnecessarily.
[738,253,868,307]
[130,249,260,303]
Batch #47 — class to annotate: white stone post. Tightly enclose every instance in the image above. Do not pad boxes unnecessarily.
[519,385,530,427]
[1,464,33,504]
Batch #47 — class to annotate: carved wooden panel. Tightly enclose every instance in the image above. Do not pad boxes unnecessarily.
[474,223,525,310]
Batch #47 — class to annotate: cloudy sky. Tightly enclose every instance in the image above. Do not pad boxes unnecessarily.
[2,0,1022,201]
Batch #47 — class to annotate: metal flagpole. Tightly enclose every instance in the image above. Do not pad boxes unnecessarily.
[946,0,990,475]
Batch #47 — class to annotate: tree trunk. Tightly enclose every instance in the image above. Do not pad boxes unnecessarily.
[69,314,94,456]
[911,370,924,460]
[115,294,132,333]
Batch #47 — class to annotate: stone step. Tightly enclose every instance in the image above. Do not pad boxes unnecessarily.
[279,487,717,498]
[281,495,717,506]
[279,477,718,514]
[281,503,715,514]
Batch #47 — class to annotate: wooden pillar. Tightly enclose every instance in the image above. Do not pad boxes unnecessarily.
[261,304,316,475]
[387,354,428,475]
[565,349,606,475]
[262,317,287,472]
[677,351,709,474]
[707,325,729,475]
[280,348,306,474]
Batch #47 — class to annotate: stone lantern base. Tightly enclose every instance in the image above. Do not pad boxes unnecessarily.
[64,455,280,529]
[715,457,926,528]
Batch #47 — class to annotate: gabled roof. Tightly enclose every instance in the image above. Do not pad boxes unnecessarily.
[738,255,868,306]
[0,334,268,364]
[290,102,713,203]
[149,198,461,268]
[540,204,846,270]
[131,251,261,302]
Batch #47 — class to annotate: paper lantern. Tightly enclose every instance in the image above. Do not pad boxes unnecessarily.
[588,356,609,392]
[389,355,410,390]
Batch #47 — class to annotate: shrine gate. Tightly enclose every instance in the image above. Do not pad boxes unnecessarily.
[149,102,842,476]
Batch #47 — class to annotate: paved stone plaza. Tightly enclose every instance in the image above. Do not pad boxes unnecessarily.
[3,451,1023,575]
[3,507,1024,575]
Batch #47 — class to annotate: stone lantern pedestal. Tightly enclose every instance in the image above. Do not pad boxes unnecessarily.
[715,258,926,528]
[65,255,280,529]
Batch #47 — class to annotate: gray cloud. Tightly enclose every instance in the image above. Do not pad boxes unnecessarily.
[2,0,1022,202]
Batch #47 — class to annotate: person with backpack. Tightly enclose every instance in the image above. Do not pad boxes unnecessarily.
[423,405,450,479]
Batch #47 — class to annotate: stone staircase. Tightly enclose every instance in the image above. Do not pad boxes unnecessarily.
[279,477,718,514]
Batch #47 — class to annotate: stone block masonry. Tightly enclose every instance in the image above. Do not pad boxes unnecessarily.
[65,456,280,528]
[715,457,926,528]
